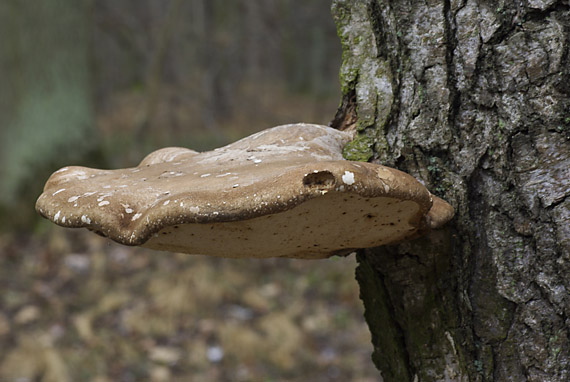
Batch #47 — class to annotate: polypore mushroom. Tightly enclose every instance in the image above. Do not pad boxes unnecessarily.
[36,123,454,259]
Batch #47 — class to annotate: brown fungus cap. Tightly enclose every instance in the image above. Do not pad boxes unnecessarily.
[36,123,454,259]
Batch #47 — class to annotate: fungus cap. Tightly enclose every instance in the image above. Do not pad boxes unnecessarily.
[36,123,454,259]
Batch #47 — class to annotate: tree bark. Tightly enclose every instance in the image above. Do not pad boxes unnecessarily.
[331,1,570,381]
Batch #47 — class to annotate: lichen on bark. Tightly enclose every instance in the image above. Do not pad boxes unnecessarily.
[332,0,394,162]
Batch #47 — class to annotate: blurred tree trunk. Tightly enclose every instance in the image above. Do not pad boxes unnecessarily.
[135,0,183,148]
[331,1,570,381]
[0,0,95,226]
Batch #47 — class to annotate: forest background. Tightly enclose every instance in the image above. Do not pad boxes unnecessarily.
[0,1,380,381]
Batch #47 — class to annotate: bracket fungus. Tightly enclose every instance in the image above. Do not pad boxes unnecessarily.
[36,123,454,259]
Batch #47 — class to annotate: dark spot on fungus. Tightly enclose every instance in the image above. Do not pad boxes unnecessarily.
[303,171,335,189]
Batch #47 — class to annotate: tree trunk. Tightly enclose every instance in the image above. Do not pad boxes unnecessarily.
[331,1,570,381]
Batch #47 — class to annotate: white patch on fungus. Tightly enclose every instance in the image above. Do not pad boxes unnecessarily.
[131,213,142,221]
[81,215,91,224]
[54,211,61,222]
[250,130,267,140]
[189,206,200,213]
[120,203,133,214]
[68,196,79,203]
[342,171,355,185]
[200,173,211,178]
[98,201,110,207]
[163,200,170,206]
[61,216,66,223]
[257,144,308,153]
[97,193,113,202]
[52,189,66,196]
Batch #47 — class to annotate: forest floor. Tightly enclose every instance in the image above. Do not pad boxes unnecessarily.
[0,224,379,382]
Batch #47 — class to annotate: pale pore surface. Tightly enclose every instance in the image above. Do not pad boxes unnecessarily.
[144,192,422,259]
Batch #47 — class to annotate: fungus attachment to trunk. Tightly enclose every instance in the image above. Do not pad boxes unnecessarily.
[36,123,454,259]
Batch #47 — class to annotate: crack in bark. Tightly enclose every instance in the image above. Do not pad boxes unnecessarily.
[330,89,358,131]
[443,0,461,137]
[356,251,414,381]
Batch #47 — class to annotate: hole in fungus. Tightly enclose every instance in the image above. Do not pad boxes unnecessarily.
[302,171,335,189]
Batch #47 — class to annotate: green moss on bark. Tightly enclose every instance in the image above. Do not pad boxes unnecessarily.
[342,134,374,161]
